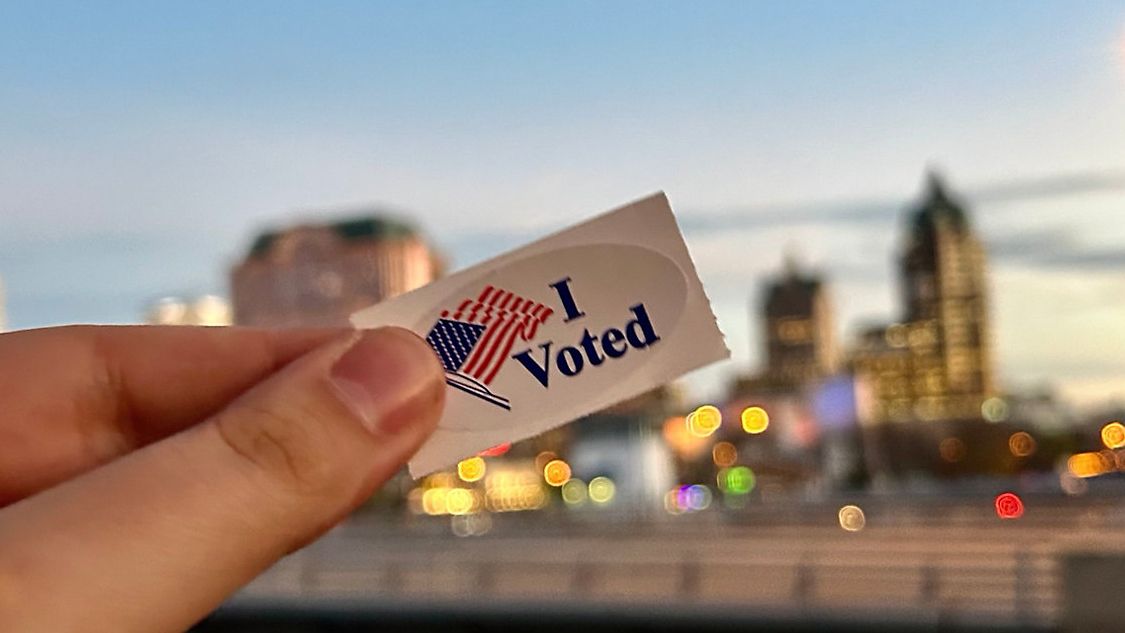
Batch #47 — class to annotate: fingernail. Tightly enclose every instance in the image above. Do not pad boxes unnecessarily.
[329,328,442,435]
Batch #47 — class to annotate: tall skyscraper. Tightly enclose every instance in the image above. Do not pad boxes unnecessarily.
[761,257,839,388]
[851,172,995,423]
[230,214,442,327]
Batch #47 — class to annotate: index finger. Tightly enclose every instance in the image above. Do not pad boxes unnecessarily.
[0,325,345,503]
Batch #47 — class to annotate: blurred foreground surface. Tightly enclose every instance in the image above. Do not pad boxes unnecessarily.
[196,493,1125,633]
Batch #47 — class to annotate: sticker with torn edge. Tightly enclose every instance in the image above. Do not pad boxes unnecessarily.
[350,192,729,477]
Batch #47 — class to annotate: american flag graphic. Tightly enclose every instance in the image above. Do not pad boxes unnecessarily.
[425,285,553,409]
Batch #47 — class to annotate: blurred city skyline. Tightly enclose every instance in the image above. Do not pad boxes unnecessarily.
[1,2,1124,409]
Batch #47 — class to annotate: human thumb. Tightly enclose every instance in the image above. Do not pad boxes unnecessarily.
[0,327,445,632]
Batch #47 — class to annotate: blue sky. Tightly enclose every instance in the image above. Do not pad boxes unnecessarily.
[2,1,1124,408]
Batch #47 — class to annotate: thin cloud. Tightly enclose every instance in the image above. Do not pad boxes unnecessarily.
[679,170,1125,234]
[971,171,1125,204]
[988,227,1125,272]
[440,170,1125,245]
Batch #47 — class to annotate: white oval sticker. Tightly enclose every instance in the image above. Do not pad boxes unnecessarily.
[414,243,688,431]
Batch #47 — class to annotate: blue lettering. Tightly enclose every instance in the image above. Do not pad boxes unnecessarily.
[557,346,584,376]
[601,327,627,358]
[624,304,660,348]
[511,302,661,388]
[511,341,552,387]
[549,277,586,322]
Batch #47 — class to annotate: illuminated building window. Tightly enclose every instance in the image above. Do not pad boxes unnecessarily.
[885,324,908,348]
[777,318,812,342]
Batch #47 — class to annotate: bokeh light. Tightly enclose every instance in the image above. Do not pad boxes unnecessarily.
[981,397,1009,422]
[718,465,756,495]
[445,488,475,515]
[678,484,712,511]
[422,487,448,515]
[740,406,769,434]
[407,487,425,515]
[838,505,866,532]
[1007,431,1036,458]
[939,437,966,463]
[1068,451,1113,478]
[1059,472,1088,496]
[694,405,722,433]
[534,451,558,472]
[561,479,587,506]
[588,476,616,505]
[543,459,572,487]
[994,492,1024,519]
[1101,422,1125,449]
[484,467,547,513]
[663,416,710,457]
[424,472,456,489]
[686,407,721,438]
[478,442,511,457]
[712,441,738,467]
[457,456,486,482]
[451,512,492,537]
[663,490,684,515]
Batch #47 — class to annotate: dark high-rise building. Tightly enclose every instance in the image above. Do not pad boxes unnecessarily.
[761,257,838,388]
[851,172,995,422]
[231,215,442,327]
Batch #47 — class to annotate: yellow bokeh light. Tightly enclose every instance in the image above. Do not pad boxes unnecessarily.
[588,476,616,504]
[561,479,587,505]
[686,411,718,438]
[693,405,722,433]
[741,406,769,434]
[1068,451,1113,479]
[424,472,456,489]
[457,456,486,482]
[422,487,448,515]
[838,504,866,532]
[1008,431,1036,458]
[445,488,475,515]
[1101,422,1125,449]
[543,459,572,486]
[712,441,738,467]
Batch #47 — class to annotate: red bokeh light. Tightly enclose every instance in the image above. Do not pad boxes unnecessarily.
[477,442,511,457]
[994,492,1024,519]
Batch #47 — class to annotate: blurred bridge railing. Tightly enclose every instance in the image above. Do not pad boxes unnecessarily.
[218,500,1125,631]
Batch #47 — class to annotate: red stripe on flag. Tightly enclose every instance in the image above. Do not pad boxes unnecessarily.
[464,303,514,375]
[481,290,507,325]
[467,287,494,323]
[524,305,551,340]
[469,314,519,381]
[462,318,500,374]
[451,299,472,320]
[481,315,530,384]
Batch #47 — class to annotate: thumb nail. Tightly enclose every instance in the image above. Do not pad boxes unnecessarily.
[329,328,442,435]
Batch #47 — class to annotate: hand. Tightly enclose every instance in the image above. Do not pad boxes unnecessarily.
[0,325,445,631]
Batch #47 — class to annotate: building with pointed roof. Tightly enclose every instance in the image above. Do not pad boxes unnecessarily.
[851,172,995,423]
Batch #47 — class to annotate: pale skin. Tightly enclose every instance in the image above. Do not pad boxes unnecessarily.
[0,325,446,632]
